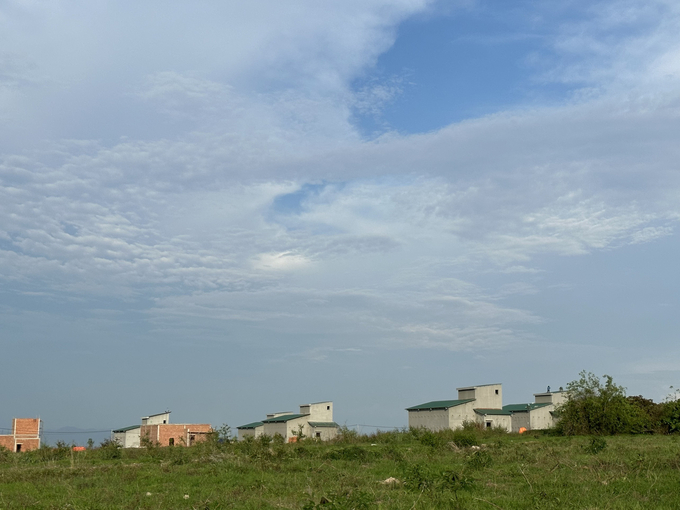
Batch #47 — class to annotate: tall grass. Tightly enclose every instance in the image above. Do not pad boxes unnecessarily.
[1,429,680,509]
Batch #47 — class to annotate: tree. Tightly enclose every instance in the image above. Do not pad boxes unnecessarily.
[556,371,644,435]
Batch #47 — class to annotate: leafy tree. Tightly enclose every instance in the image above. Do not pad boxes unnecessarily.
[556,371,644,435]
[660,387,680,434]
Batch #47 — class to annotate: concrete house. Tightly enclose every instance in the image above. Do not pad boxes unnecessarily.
[0,418,41,452]
[113,411,211,447]
[140,423,212,447]
[504,388,567,432]
[112,411,170,448]
[238,401,339,442]
[236,421,264,440]
[111,425,141,448]
[407,383,512,432]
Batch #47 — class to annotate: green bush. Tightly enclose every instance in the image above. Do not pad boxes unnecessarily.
[556,371,643,435]
[450,430,479,448]
[466,449,493,469]
[98,439,122,460]
[583,436,608,454]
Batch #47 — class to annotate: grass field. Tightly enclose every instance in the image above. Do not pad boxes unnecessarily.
[1,429,679,509]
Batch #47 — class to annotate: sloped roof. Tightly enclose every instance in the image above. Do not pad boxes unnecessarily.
[308,421,339,428]
[457,383,502,390]
[262,414,308,423]
[237,421,264,430]
[474,408,512,416]
[503,403,552,413]
[406,399,474,411]
[112,425,141,433]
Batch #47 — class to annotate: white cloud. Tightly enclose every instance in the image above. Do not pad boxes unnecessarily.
[1,0,680,360]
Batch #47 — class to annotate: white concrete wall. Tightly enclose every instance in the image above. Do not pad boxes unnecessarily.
[449,401,477,429]
[457,384,502,409]
[474,385,503,409]
[310,426,338,441]
[457,389,476,400]
[125,428,141,448]
[307,402,333,422]
[112,431,126,446]
[529,406,556,430]
[510,412,530,433]
[534,391,567,406]
[262,421,287,439]
[286,417,310,440]
[143,413,170,426]
[112,428,140,448]
[475,413,511,432]
[408,409,449,431]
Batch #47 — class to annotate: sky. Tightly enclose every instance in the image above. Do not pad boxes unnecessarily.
[1,0,680,435]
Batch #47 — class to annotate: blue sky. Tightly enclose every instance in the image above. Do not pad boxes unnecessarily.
[1,0,680,434]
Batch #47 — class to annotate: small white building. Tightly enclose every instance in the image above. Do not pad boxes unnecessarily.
[504,389,567,432]
[111,425,141,448]
[142,411,170,426]
[407,383,512,432]
[238,401,339,442]
[236,421,264,440]
[112,411,171,447]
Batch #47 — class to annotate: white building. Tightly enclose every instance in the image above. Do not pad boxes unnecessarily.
[111,425,141,448]
[504,389,567,432]
[407,383,512,432]
[238,401,339,442]
[112,411,171,447]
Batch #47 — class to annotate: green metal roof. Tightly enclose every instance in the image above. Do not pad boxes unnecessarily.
[112,425,141,433]
[503,403,551,413]
[308,421,339,428]
[474,408,512,416]
[406,399,474,411]
[262,414,308,423]
[237,421,264,430]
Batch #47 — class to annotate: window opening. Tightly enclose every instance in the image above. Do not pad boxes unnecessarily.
[168,438,175,446]
[327,406,330,410]
[16,444,22,452]
[486,422,492,429]
[495,389,499,395]
[316,432,321,438]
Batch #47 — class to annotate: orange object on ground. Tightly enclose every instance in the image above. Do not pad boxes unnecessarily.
[519,427,527,434]
[72,446,86,451]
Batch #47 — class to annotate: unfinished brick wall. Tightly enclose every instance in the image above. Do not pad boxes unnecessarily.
[13,418,40,438]
[0,418,41,452]
[140,424,212,447]
[0,436,14,451]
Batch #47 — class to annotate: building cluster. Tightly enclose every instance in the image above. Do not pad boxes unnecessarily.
[407,383,566,433]
[0,418,41,452]
[237,401,339,442]
[112,411,212,448]
[2,383,567,452]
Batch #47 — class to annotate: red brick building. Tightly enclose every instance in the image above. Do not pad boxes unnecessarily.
[140,423,212,447]
[0,418,41,452]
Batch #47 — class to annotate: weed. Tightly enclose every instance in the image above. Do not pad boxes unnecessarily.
[466,449,493,470]
[583,436,608,454]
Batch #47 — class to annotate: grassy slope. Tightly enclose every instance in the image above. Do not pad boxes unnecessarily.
[1,431,680,509]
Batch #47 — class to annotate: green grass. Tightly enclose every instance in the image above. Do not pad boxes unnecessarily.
[2,431,680,509]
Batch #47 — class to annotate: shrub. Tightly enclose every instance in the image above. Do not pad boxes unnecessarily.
[450,430,479,448]
[660,388,680,434]
[556,371,642,435]
[98,439,122,460]
[419,430,445,449]
[583,436,608,454]
[466,449,493,469]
